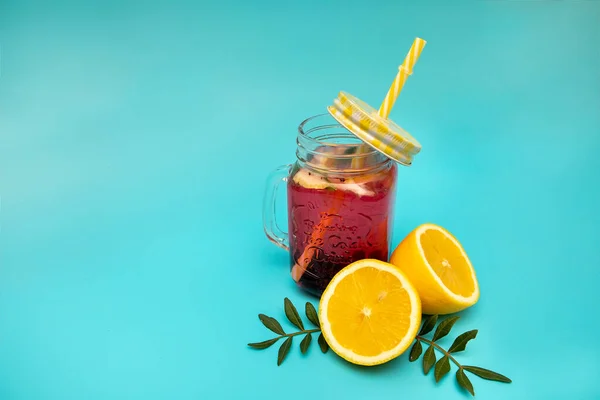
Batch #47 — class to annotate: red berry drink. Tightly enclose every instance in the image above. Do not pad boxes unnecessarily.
[287,162,397,296]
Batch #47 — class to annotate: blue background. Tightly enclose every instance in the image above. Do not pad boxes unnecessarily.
[1,0,599,399]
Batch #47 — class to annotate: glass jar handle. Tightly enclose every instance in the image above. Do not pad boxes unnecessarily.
[263,164,291,250]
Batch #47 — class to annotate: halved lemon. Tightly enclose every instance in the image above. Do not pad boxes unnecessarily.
[390,223,480,315]
[319,259,421,366]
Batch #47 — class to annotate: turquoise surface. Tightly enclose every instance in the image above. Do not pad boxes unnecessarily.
[1,1,599,399]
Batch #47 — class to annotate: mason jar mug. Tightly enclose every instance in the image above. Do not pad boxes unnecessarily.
[263,114,397,296]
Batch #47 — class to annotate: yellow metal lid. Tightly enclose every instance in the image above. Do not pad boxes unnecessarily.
[327,91,422,166]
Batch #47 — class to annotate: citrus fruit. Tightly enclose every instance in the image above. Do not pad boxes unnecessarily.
[292,169,331,190]
[292,168,374,197]
[390,223,480,315]
[319,259,422,366]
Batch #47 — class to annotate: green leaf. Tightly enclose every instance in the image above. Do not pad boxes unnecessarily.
[305,302,320,327]
[419,314,438,336]
[432,315,460,341]
[284,298,305,330]
[259,314,285,335]
[448,330,478,353]
[409,340,422,362]
[434,355,451,382]
[463,366,512,383]
[318,333,329,353]
[248,338,279,349]
[277,337,293,366]
[423,344,436,375]
[300,333,312,354]
[456,368,475,396]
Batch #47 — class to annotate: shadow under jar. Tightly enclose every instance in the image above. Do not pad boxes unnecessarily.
[264,114,397,297]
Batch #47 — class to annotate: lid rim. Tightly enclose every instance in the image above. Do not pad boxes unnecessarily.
[327,92,421,166]
[328,106,413,167]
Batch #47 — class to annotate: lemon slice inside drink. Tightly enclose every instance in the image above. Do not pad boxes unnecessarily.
[292,169,374,197]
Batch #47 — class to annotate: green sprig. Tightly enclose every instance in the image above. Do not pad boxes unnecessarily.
[248,300,512,396]
[409,314,512,396]
[248,298,328,366]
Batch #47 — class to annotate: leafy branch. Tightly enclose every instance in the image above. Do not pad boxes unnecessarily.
[248,299,512,396]
[409,314,512,396]
[248,298,329,365]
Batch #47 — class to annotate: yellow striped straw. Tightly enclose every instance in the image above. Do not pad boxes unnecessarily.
[378,37,427,118]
